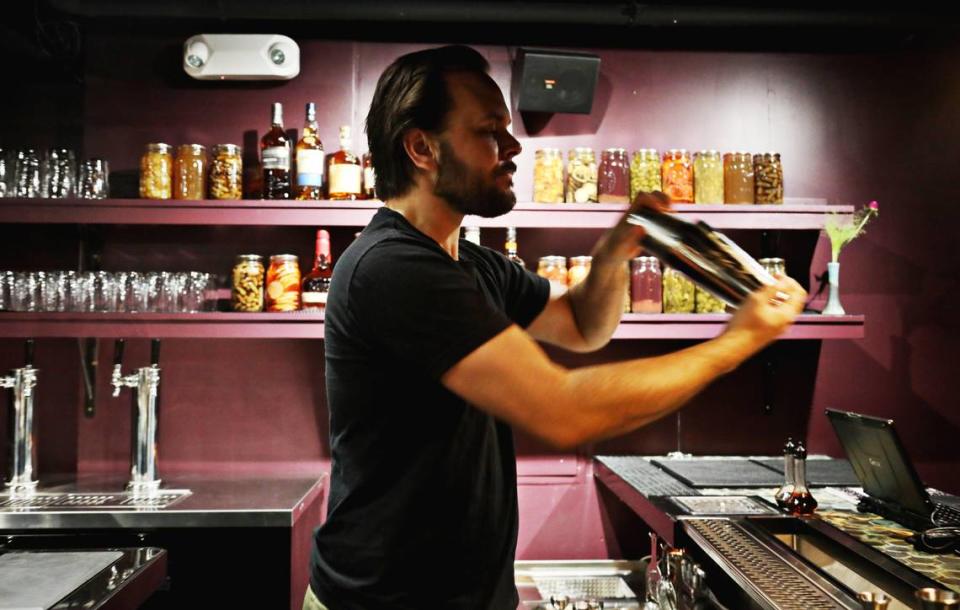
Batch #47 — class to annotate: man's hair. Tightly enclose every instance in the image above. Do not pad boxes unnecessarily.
[365,45,490,200]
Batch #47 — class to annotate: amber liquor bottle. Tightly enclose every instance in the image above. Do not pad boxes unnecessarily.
[505,227,525,268]
[326,125,362,200]
[295,102,324,200]
[261,102,292,199]
[361,152,376,200]
[301,229,333,311]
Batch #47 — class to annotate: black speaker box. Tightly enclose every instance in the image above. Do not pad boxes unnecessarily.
[514,48,601,115]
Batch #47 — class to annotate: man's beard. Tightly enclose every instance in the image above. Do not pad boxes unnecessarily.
[433,139,517,218]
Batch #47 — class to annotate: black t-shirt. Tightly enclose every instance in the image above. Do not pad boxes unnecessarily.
[311,207,550,610]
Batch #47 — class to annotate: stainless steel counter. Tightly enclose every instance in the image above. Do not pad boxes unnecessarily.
[0,472,325,530]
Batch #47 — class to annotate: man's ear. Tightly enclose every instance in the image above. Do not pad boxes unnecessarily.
[402,129,439,174]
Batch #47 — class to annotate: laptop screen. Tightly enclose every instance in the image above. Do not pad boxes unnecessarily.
[825,409,932,517]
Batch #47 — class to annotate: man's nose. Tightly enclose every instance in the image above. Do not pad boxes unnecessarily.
[500,130,522,160]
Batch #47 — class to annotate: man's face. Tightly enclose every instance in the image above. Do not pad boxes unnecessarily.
[432,71,522,218]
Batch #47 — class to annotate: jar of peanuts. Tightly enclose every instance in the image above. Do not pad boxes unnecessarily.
[210,144,243,200]
[231,254,265,312]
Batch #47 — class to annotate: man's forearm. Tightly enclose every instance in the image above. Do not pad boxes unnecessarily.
[566,253,629,349]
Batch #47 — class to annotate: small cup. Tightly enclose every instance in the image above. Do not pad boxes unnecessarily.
[78,158,109,199]
[93,271,119,312]
[12,272,42,312]
[67,271,95,312]
[40,271,67,312]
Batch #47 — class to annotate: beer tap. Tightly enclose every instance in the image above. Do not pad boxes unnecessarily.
[111,338,162,495]
[1,340,39,495]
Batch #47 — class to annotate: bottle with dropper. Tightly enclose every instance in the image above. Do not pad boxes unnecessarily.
[784,440,818,516]
[774,437,796,510]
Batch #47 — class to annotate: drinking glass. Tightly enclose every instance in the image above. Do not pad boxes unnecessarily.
[94,271,119,312]
[14,149,41,198]
[42,148,77,199]
[40,271,67,312]
[78,159,109,199]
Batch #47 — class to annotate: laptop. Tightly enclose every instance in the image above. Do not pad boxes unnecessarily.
[825,408,960,532]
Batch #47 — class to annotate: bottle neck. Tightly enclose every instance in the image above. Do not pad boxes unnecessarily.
[314,239,331,270]
[784,454,796,485]
[792,458,808,492]
[271,104,284,129]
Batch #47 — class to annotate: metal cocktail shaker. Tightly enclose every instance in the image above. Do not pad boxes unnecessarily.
[626,207,776,308]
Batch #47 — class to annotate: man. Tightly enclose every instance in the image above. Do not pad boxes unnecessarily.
[307,45,805,610]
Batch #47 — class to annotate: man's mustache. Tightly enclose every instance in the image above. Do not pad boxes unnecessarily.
[494,162,517,176]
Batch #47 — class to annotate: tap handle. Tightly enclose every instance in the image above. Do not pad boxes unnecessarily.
[24,339,35,367]
[113,339,125,368]
[150,339,161,367]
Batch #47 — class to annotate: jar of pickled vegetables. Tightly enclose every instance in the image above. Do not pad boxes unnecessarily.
[567,256,592,287]
[139,143,173,200]
[754,152,784,204]
[631,256,662,313]
[693,150,723,204]
[630,149,661,201]
[598,148,629,204]
[266,254,301,312]
[174,144,207,200]
[758,257,786,278]
[662,149,693,203]
[210,144,243,200]
[723,152,754,204]
[694,287,726,313]
[533,148,564,203]
[662,267,695,313]
[537,256,568,293]
[565,148,597,203]
[231,254,265,312]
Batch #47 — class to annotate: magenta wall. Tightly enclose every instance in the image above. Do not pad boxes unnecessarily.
[3,34,959,562]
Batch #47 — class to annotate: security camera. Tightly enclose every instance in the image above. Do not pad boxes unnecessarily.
[183,34,300,81]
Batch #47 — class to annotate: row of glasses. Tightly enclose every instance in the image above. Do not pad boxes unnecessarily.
[0,147,110,199]
[0,271,216,313]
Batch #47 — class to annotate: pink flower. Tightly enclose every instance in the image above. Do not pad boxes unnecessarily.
[868,200,879,212]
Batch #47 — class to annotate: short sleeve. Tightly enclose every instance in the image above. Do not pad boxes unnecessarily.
[346,240,515,379]
[500,258,550,329]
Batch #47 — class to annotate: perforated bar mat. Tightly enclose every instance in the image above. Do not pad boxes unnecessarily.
[650,458,783,488]
[595,456,699,497]
[0,550,123,609]
[753,457,860,487]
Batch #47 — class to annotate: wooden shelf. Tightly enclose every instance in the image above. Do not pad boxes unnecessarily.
[0,312,864,340]
[0,198,852,230]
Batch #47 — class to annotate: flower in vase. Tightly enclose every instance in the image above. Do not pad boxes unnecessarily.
[824,200,879,263]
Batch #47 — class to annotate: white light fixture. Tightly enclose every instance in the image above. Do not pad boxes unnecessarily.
[183,34,300,81]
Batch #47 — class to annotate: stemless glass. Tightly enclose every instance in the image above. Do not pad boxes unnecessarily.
[78,159,110,199]
[0,271,12,310]
[42,148,77,199]
[159,272,187,313]
[40,271,67,312]
[183,271,212,312]
[93,271,120,312]
[67,271,95,312]
[12,272,42,312]
[14,149,42,198]
[0,148,10,198]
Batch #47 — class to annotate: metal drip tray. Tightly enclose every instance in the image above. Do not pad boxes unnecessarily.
[0,490,191,511]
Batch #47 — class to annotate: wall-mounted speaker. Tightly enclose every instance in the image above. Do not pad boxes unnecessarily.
[514,48,601,115]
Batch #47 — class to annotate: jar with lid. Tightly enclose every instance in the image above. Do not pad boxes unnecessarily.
[662,267,695,313]
[565,148,598,203]
[631,256,662,313]
[265,254,301,312]
[567,256,592,288]
[754,152,784,204]
[174,144,207,200]
[598,148,630,204]
[662,149,693,203]
[537,256,568,294]
[758,257,786,278]
[695,287,727,313]
[140,143,173,200]
[533,148,564,203]
[693,150,723,204]
[630,149,661,201]
[723,152,754,204]
[210,144,243,200]
[231,254,265,312]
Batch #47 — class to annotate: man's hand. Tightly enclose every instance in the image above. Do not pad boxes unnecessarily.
[724,275,807,349]
[591,191,671,263]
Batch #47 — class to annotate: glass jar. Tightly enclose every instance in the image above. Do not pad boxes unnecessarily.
[567,256,592,287]
[140,143,173,200]
[598,148,630,204]
[265,254,301,312]
[42,148,77,198]
[174,144,207,200]
[537,256,568,291]
[231,254,265,312]
[631,256,662,313]
[662,149,693,203]
[693,150,723,204]
[723,152,754,204]
[533,148,564,203]
[695,287,727,313]
[754,152,784,204]
[758,257,786,278]
[662,267,695,313]
[630,149,661,201]
[565,148,598,203]
[210,144,243,200]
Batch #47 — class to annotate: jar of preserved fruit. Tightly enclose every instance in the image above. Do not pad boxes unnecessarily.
[210,144,243,200]
[694,287,727,313]
[662,149,693,203]
[231,254,265,312]
[631,256,662,313]
[537,256,568,292]
[598,148,630,204]
[630,149,661,201]
[266,254,301,312]
[533,148,564,203]
[565,148,598,203]
[662,267,695,313]
[758,257,786,278]
[723,152,754,204]
[173,144,207,200]
[139,143,173,200]
[754,152,784,204]
[567,256,592,287]
[693,150,723,204]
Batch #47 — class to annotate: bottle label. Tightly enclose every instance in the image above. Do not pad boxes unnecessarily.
[363,166,376,192]
[262,146,290,171]
[329,164,362,194]
[297,149,325,186]
[301,292,328,306]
